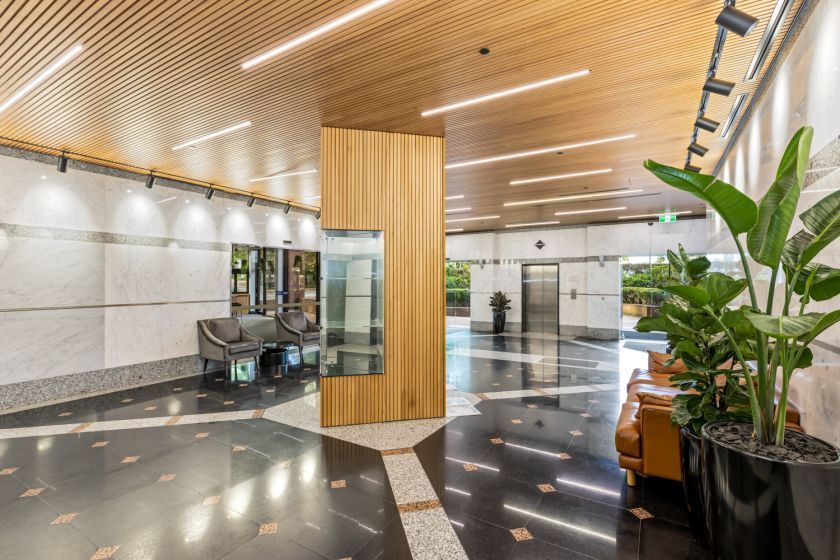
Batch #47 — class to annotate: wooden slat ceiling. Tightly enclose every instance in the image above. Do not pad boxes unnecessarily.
[0,0,801,230]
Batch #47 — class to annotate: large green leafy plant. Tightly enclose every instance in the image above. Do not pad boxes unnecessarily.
[645,126,840,446]
[636,246,751,435]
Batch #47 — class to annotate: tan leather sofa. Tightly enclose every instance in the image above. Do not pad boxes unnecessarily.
[615,351,801,486]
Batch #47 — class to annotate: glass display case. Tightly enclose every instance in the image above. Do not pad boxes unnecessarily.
[320,230,384,376]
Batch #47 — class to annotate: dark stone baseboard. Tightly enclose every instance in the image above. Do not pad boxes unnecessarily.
[0,355,204,413]
[471,320,522,333]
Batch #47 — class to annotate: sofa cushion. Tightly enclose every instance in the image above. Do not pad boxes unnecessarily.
[281,312,308,332]
[627,369,673,389]
[648,351,687,374]
[228,340,259,354]
[209,318,240,342]
[615,402,642,457]
[635,389,677,409]
[628,383,683,404]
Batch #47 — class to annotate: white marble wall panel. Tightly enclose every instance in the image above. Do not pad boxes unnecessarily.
[104,301,229,368]
[446,232,493,261]
[0,308,105,384]
[559,262,587,294]
[103,244,229,304]
[586,260,620,295]
[0,236,105,309]
[587,295,621,330]
[559,294,587,327]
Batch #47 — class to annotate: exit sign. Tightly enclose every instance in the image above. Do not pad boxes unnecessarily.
[659,214,677,223]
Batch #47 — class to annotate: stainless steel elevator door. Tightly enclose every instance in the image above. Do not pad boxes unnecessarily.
[522,264,559,333]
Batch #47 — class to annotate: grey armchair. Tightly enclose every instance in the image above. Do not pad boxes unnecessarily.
[275,311,320,364]
[197,318,263,377]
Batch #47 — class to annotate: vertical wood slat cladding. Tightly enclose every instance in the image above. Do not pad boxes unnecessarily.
[320,127,445,427]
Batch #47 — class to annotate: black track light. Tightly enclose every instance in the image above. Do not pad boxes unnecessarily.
[145,174,156,189]
[283,203,291,214]
[716,5,759,37]
[685,164,702,173]
[246,196,256,208]
[57,153,68,173]
[695,115,720,133]
[688,142,709,157]
[315,211,321,220]
[703,77,735,96]
[205,187,215,200]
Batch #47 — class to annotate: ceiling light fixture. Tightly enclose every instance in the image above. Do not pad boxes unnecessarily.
[0,44,83,115]
[421,69,590,116]
[720,93,748,138]
[504,188,643,207]
[445,134,636,169]
[744,0,795,81]
[504,221,560,229]
[241,0,393,69]
[246,196,256,208]
[249,169,318,183]
[554,206,626,216]
[284,204,292,214]
[688,142,709,157]
[205,187,215,200]
[445,215,500,223]
[703,76,735,97]
[618,210,692,220]
[510,168,612,186]
[445,207,471,214]
[56,153,68,173]
[694,115,720,133]
[145,173,156,189]
[172,121,252,151]
[445,228,464,233]
[716,5,759,37]
[445,195,465,200]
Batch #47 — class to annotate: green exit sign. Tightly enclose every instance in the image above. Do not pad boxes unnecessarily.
[659,214,677,223]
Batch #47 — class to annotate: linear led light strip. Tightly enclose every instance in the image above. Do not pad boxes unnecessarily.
[172,121,252,151]
[250,169,318,183]
[505,221,560,229]
[0,44,83,114]
[505,188,643,207]
[446,134,636,169]
[720,94,747,139]
[445,194,465,200]
[445,215,500,223]
[618,210,692,220]
[421,69,590,116]
[510,168,612,186]
[554,206,626,216]
[242,0,393,69]
[744,0,795,81]
[445,228,464,233]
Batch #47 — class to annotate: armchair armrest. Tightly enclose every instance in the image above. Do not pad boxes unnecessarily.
[240,327,263,344]
[199,322,227,348]
[305,316,320,332]
[277,317,303,336]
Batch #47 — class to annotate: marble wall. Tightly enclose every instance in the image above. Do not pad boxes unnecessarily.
[446,219,708,338]
[710,0,840,445]
[0,149,320,409]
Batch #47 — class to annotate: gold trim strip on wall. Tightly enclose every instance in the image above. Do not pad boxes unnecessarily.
[0,299,231,313]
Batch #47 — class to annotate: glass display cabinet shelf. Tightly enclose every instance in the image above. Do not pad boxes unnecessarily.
[320,229,385,377]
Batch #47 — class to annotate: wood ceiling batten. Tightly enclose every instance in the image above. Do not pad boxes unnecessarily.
[0,0,802,223]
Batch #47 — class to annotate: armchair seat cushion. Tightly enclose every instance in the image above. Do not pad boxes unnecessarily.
[302,332,320,342]
[228,341,259,354]
[209,318,241,342]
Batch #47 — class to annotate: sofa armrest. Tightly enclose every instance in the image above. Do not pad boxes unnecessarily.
[639,403,681,481]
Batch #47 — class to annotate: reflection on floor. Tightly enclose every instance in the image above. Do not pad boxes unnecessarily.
[0,330,706,559]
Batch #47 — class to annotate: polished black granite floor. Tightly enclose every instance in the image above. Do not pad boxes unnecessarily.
[0,330,706,559]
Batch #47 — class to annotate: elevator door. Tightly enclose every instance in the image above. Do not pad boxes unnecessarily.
[522,264,559,333]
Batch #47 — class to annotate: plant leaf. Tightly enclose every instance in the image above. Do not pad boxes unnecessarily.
[799,310,840,343]
[698,272,749,307]
[782,230,815,268]
[661,284,710,307]
[811,268,840,301]
[635,316,668,333]
[643,160,757,234]
[744,311,822,339]
[794,347,814,369]
[800,189,840,265]
[746,126,813,268]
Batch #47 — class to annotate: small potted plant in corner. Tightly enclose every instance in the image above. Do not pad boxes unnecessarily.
[636,245,752,546]
[489,291,511,334]
[645,126,840,560]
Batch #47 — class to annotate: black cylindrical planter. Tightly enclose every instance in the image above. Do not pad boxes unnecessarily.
[680,428,707,547]
[492,311,506,334]
[702,422,840,560]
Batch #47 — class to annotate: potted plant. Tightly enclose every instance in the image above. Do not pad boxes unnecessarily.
[489,291,511,334]
[645,126,840,560]
[636,245,751,545]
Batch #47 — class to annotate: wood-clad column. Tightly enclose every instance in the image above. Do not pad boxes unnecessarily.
[319,127,446,427]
